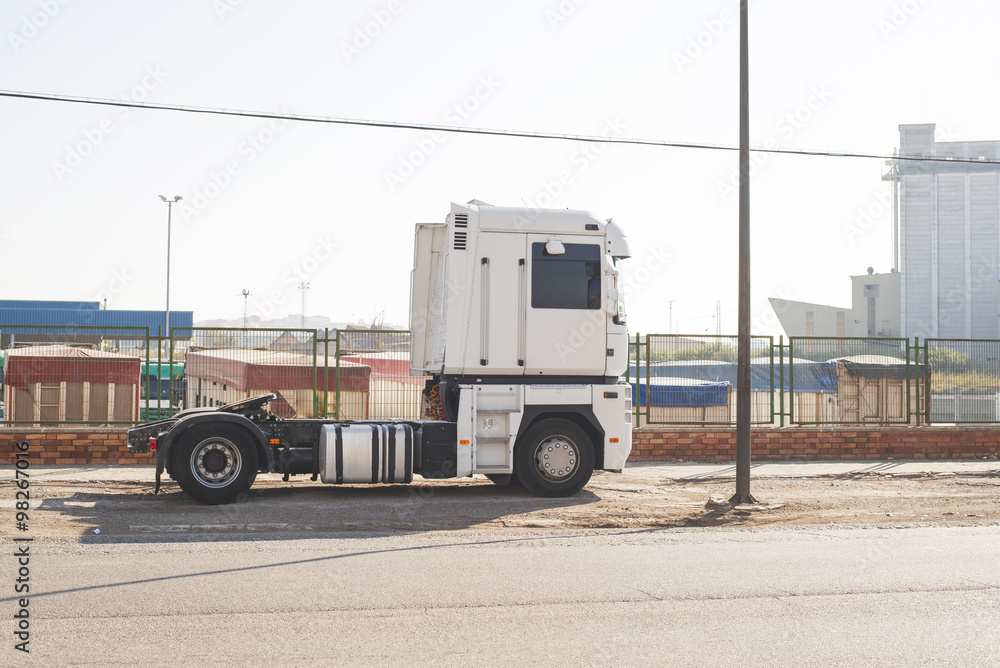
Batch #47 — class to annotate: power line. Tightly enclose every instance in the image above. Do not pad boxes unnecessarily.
[2,89,998,166]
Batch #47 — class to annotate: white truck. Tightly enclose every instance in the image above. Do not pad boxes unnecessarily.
[127,200,633,503]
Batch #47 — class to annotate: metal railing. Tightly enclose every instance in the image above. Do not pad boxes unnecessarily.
[924,339,1000,423]
[1,324,152,426]
[787,337,918,426]
[5,323,1000,427]
[172,327,321,419]
[630,334,773,426]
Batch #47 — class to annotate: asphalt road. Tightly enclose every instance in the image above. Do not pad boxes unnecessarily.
[4,525,999,666]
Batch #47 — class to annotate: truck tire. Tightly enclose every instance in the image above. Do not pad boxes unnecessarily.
[514,418,594,498]
[172,424,259,505]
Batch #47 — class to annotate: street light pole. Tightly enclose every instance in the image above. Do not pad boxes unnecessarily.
[298,282,310,329]
[159,195,182,357]
[242,289,251,330]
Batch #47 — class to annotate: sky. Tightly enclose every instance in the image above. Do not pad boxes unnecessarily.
[2,0,999,336]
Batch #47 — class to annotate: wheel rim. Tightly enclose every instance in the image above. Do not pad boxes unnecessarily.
[190,437,242,488]
[534,435,578,482]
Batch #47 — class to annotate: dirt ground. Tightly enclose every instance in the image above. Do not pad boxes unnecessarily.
[10,468,1000,539]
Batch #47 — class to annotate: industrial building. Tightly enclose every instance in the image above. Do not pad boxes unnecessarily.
[888,123,1000,339]
[0,300,193,347]
[770,270,900,339]
[772,123,1000,340]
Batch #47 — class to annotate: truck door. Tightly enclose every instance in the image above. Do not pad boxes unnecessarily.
[473,232,527,375]
[523,235,608,376]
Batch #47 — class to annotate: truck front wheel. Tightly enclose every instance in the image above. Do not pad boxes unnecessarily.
[173,424,259,505]
[514,419,594,497]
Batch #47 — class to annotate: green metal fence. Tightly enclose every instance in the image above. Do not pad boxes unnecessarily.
[787,337,920,425]
[6,323,1000,427]
[332,329,428,420]
[630,333,773,426]
[172,327,321,419]
[0,324,152,425]
[924,339,1000,423]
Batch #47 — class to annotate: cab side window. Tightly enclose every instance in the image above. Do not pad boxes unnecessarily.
[531,243,601,309]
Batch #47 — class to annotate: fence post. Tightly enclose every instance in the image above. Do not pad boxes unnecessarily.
[767,335,774,426]
[788,337,795,424]
[323,328,330,419]
[144,329,152,423]
[334,329,341,419]
[646,334,653,426]
[922,337,930,425]
[905,338,912,425]
[914,337,921,426]
[311,329,318,418]
[633,331,640,425]
[777,335,784,427]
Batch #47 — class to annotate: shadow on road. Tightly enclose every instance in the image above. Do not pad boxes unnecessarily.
[34,479,604,543]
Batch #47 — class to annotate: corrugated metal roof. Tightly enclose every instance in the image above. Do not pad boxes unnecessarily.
[7,344,139,359]
[0,308,193,335]
[0,299,101,310]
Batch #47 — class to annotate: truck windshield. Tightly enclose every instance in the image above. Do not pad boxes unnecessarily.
[140,376,178,400]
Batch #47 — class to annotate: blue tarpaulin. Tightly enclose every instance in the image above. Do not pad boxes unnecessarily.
[628,359,836,393]
[631,377,730,408]
[626,356,925,400]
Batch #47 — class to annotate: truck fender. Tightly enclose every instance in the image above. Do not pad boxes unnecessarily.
[154,413,274,493]
[515,404,606,470]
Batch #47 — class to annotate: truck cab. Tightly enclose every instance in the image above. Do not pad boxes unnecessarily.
[409,200,633,495]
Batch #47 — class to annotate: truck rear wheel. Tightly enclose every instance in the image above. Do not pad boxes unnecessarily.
[173,424,259,505]
[514,419,594,497]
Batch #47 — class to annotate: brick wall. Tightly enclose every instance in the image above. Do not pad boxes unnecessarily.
[0,429,153,465]
[1,427,998,466]
[629,428,1000,461]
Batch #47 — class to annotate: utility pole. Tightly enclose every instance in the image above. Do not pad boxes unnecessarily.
[158,195,182,359]
[668,300,675,334]
[242,289,251,330]
[298,282,310,329]
[731,0,757,505]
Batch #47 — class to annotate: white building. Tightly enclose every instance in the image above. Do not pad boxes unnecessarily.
[772,123,1000,340]
[770,269,900,339]
[888,123,1000,339]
